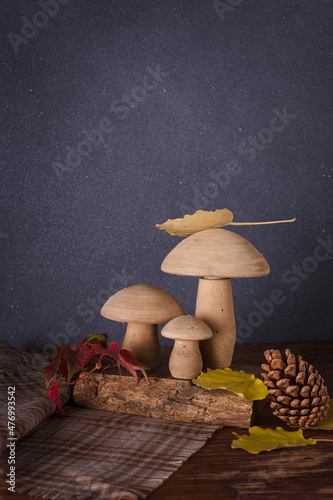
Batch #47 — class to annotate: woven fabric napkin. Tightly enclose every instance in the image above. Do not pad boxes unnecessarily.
[0,341,71,453]
[0,341,221,499]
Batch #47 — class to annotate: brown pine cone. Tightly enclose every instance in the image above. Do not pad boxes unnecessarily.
[261,348,330,428]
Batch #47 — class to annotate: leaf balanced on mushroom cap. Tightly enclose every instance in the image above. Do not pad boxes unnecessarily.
[156,209,296,237]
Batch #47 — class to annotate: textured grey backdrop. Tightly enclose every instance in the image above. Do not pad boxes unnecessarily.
[1,0,332,351]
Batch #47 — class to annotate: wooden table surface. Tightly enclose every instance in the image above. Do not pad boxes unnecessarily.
[1,341,332,500]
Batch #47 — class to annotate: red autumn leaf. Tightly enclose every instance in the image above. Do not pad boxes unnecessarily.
[57,351,69,380]
[51,342,70,361]
[120,358,138,383]
[43,347,69,388]
[48,382,66,415]
[92,342,146,382]
[88,342,104,356]
[120,349,148,382]
[104,341,121,362]
[86,343,107,367]
[62,346,89,383]
[44,334,148,415]
[75,342,99,370]
[43,359,60,391]
[119,348,139,366]
[92,341,120,367]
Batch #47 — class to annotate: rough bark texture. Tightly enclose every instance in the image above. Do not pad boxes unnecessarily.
[73,352,262,428]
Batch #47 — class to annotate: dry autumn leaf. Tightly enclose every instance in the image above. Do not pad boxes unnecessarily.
[193,367,269,401]
[156,209,296,237]
[156,209,234,236]
[232,426,317,454]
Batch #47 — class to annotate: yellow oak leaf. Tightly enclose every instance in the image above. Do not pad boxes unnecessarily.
[156,209,296,237]
[310,401,333,430]
[193,367,269,401]
[155,209,234,236]
[232,426,317,454]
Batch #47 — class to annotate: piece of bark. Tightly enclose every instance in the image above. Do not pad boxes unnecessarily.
[73,353,265,428]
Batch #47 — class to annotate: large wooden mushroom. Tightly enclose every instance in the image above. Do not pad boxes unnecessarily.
[100,284,184,370]
[161,228,270,369]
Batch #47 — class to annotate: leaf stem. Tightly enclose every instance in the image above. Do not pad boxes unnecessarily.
[229,218,296,226]
[73,364,100,383]
[314,439,333,442]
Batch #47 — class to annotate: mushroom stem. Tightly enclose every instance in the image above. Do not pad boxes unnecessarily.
[195,278,236,369]
[169,339,203,380]
[122,322,161,370]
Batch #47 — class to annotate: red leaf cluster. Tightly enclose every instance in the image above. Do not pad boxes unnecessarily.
[44,334,147,414]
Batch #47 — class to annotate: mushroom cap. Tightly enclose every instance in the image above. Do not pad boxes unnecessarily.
[161,228,270,278]
[100,284,184,324]
[161,315,213,341]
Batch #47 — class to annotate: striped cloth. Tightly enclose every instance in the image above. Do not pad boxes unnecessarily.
[0,341,221,499]
[0,341,71,453]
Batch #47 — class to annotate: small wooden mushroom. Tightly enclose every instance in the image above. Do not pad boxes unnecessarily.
[161,315,212,379]
[100,284,184,370]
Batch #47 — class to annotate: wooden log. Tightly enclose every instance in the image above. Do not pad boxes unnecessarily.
[73,352,265,428]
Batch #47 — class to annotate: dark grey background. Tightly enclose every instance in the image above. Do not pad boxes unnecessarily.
[1,0,332,352]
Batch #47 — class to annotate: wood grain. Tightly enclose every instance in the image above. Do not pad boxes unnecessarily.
[147,341,333,500]
[160,228,270,278]
[161,228,270,370]
[100,284,185,324]
[196,277,236,369]
[1,342,332,500]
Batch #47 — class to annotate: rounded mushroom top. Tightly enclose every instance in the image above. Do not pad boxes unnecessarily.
[100,284,184,324]
[161,228,270,278]
[161,315,213,341]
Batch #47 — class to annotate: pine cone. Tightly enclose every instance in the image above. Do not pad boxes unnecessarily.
[261,348,330,428]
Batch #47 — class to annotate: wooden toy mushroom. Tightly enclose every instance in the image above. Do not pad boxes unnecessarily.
[100,284,184,370]
[161,228,270,369]
[161,315,212,379]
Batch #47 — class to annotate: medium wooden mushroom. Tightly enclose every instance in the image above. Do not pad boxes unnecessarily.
[100,284,184,370]
[161,228,270,369]
[161,315,212,379]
